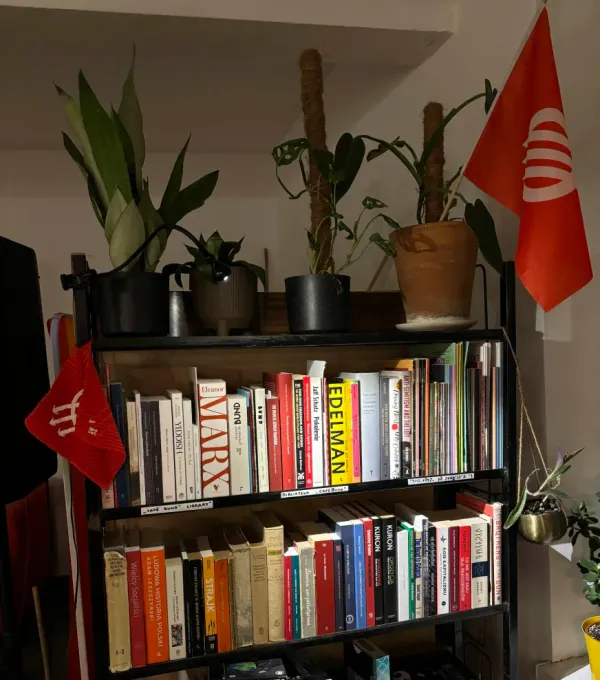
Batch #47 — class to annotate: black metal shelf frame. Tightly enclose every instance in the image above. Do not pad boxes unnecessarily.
[69,255,518,680]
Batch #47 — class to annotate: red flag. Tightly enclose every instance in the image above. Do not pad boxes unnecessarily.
[25,341,125,489]
[464,8,592,311]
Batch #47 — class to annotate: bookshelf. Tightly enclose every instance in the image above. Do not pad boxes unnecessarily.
[67,254,518,680]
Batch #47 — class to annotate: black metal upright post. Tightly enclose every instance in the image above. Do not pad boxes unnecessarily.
[0,500,21,679]
[501,261,518,680]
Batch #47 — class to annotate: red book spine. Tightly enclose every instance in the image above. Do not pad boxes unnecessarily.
[303,377,313,488]
[266,396,283,491]
[361,517,375,626]
[263,373,296,490]
[284,553,293,640]
[126,548,146,667]
[313,539,335,635]
[449,525,460,613]
[459,525,471,611]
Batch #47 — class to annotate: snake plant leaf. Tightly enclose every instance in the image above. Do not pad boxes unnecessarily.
[111,107,140,198]
[104,188,128,243]
[56,85,109,210]
[464,199,503,274]
[334,136,365,203]
[109,199,145,270]
[78,70,132,204]
[138,182,164,272]
[168,170,219,224]
[159,136,190,223]
[62,132,86,171]
[205,231,224,256]
[117,46,145,184]
[87,175,105,226]
[62,132,106,225]
[504,487,528,529]
[218,237,244,264]
[272,138,310,166]
[236,260,266,288]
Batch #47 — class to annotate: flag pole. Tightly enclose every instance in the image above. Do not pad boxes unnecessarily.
[366,0,549,292]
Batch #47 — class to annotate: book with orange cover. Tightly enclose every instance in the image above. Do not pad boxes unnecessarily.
[211,534,232,653]
[141,531,168,664]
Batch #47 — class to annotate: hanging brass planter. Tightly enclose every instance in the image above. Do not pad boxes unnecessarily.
[518,502,568,544]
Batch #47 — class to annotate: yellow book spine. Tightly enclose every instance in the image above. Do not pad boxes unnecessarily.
[328,381,349,485]
[343,380,359,483]
[203,554,218,651]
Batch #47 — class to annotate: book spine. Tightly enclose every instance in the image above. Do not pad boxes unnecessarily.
[265,528,285,642]
[101,478,116,509]
[396,528,409,622]
[159,400,176,504]
[203,554,217,653]
[215,557,231,652]
[126,401,141,506]
[250,544,268,645]
[105,550,131,672]
[265,374,295,490]
[291,552,301,640]
[371,517,384,625]
[359,375,380,482]
[253,389,269,493]
[449,525,459,613]
[110,384,130,507]
[342,525,357,630]
[227,395,251,496]
[350,382,361,482]
[182,399,196,501]
[192,424,202,500]
[180,553,193,658]
[389,378,401,480]
[471,520,489,609]
[170,393,186,502]
[362,518,375,627]
[421,520,429,617]
[322,378,331,486]
[238,390,257,493]
[134,392,146,507]
[303,377,313,487]
[126,548,146,667]
[227,555,237,649]
[436,525,450,615]
[407,527,415,619]
[293,378,306,489]
[428,525,437,617]
[284,553,293,640]
[142,547,167,664]
[331,534,344,632]
[459,526,471,611]
[354,523,366,629]
[400,373,412,478]
[491,504,502,605]
[310,377,324,487]
[298,545,316,638]
[328,381,350,485]
[383,516,397,624]
[414,531,423,619]
[380,378,390,480]
[149,402,163,505]
[189,557,205,655]
[313,540,335,635]
[166,559,186,660]
[266,397,283,492]
[199,381,230,497]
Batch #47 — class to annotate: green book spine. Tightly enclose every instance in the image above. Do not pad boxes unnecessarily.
[401,523,415,620]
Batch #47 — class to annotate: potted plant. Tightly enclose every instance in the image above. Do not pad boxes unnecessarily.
[56,51,219,336]
[365,82,503,329]
[272,132,395,333]
[168,231,266,336]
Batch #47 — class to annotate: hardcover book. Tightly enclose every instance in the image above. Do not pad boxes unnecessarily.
[125,529,146,668]
[197,536,218,653]
[167,390,187,502]
[212,538,233,653]
[335,505,366,629]
[126,400,141,506]
[182,397,196,500]
[227,394,251,496]
[246,529,269,645]
[262,372,296,490]
[345,504,375,627]
[355,501,384,625]
[327,379,350,485]
[265,395,283,492]
[134,390,146,507]
[302,377,313,488]
[251,385,269,493]
[141,531,168,664]
[293,375,307,489]
[198,379,230,498]
[184,538,205,656]
[104,529,131,673]
[165,545,187,660]
[308,377,324,487]
[223,525,253,648]
[110,383,130,508]
[290,532,316,639]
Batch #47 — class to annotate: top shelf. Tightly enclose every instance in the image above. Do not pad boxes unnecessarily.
[95,329,504,352]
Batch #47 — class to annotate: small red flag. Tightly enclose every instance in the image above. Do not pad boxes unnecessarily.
[25,341,125,489]
[464,8,592,311]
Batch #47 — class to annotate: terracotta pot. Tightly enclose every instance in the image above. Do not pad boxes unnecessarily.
[391,221,478,323]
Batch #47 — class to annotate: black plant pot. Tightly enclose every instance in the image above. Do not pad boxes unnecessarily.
[285,274,350,334]
[93,271,170,336]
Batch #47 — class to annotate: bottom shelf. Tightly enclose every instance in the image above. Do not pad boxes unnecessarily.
[112,604,507,679]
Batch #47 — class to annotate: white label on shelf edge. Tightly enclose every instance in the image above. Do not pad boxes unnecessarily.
[281,485,349,499]
[407,473,475,486]
[141,500,214,515]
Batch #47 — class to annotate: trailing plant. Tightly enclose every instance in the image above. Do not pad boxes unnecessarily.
[272,132,396,275]
[165,231,266,288]
[364,80,504,274]
[568,494,600,606]
[57,49,219,272]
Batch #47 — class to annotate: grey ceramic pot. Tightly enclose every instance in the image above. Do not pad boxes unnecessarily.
[190,266,257,336]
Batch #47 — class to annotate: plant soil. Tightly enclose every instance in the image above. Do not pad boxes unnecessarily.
[588,622,600,642]
[523,497,561,516]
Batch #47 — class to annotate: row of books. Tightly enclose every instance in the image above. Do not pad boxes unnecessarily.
[103,342,503,509]
[103,493,502,672]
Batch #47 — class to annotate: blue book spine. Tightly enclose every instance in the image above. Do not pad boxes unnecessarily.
[353,522,366,629]
[291,553,301,640]
[110,383,130,508]
[332,534,345,632]
[341,524,357,630]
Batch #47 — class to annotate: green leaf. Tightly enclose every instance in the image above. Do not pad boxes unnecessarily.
[338,221,354,240]
[314,149,334,181]
[168,170,219,224]
[307,231,318,250]
[87,175,105,226]
[332,133,353,178]
[334,136,365,203]
[160,136,190,222]
[565,447,585,463]
[204,231,223,256]
[484,79,498,114]
[504,488,528,529]
[62,131,86,171]
[464,199,503,274]
[363,196,387,210]
[369,233,395,257]
[56,84,109,209]
[118,46,145,186]
[138,182,165,272]
[362,134,422,187]
[549,490,570,500]
[272,138,310,166]
[62,132,106,226]
[108,199,145,270]
[580,559,599,573]
[236,260,266,289]
[381,214,402,231]
[104,189,128,243]
[111,108,140,198]
[78,71,132,203]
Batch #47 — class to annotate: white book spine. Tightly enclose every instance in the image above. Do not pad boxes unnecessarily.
[471,518,490,609]
[134,390,145,507]
[414,530,423,619]
[309,377,324,487]
[199,380,230,498]
[158,399,176,503]
[322,378,330,486]
[126,401,140,505]
[396,527,409,622]
[491,504,502,605]
[298,545,316,638]
[182,398,195,501]
[227,394,251,495]
[192,424,202,499]
[168,391,187,502]
[389,379,401,480]
[253,388,269,493]
[101,484,115,509]
[436,525,450,615]
[165,557,187,660]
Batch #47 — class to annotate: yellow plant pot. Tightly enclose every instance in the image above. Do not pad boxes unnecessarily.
[583,616,600,679]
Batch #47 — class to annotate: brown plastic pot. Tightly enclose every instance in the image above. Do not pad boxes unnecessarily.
[391,220,478,323]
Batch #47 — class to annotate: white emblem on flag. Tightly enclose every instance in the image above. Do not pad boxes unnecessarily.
[49,388,83,437]
[523,108,575,203]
